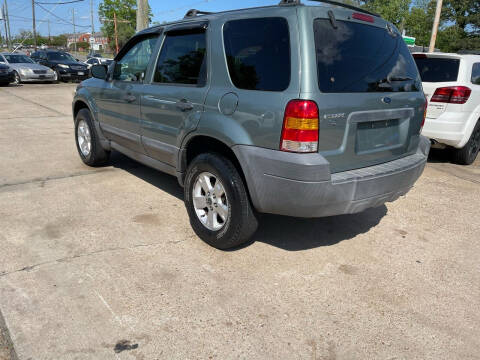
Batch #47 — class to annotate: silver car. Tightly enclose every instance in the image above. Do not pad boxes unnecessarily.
[0,53,56,84]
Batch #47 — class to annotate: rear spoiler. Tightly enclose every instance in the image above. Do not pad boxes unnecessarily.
[278,0,380,17]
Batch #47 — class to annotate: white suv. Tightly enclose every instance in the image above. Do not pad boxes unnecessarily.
[414,53,480,164]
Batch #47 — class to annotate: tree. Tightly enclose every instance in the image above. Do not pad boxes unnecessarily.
[442,0,479,34]
[98,0,137,51]
[359,0,411,29]
[404,0,435,47]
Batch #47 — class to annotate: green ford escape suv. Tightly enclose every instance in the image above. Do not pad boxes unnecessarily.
[72,0,430,249]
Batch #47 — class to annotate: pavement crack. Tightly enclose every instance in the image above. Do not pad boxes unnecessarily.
[0,243,158,278]
[0,168,118,191]
[0,88,67,116]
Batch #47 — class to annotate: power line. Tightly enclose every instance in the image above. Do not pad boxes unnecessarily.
[36,2,90,27]
[35,0,85,4]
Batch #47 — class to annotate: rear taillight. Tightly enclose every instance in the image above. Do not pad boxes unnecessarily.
[280,100,319,153]
[431,86,471,104]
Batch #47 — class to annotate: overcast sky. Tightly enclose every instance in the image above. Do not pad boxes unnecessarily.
[5,0,318,37]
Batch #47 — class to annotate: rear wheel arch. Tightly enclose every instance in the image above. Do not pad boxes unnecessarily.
[180,135,250,195]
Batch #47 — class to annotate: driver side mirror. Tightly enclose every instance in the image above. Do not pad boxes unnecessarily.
[91,64,108,80]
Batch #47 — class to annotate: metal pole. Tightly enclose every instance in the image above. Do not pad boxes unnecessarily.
[429,0,443,53]
[72,8,76,56]
[48,19,51,45]
[114,11,119,54]
[31,0,37,51]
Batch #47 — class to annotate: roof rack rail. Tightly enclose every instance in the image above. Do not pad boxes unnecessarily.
[278,0,380,17]
[184,9,214,18]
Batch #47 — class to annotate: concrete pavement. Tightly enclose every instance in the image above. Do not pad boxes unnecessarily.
[0,83,479,359]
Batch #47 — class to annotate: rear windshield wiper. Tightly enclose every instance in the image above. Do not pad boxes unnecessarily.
[387,76,414,82]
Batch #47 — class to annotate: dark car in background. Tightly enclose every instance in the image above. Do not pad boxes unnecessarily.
[31,50,88,82]
[0,63,14,86]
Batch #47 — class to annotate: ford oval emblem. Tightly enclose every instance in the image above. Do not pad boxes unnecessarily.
[382,97,392,104]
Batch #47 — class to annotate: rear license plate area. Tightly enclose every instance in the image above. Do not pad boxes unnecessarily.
[39,75,45,78]
[356,119,400,153]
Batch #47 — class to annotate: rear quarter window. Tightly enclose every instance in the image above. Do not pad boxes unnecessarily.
[223,17,291,92]
[414,57,460,82]
[472,63,480,85]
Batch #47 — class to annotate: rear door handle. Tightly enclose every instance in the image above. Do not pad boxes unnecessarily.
[176,99,194,112]
[123,94,136,103]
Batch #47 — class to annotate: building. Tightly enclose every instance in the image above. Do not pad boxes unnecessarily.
[67,32,109,51]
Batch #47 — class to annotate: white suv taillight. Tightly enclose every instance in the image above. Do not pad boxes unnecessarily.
[280,100,319,153]
[431,86,471,104]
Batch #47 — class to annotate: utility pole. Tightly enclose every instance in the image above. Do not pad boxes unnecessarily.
[429,0,443,53]
[90,0,95,34]
[2,4,8,49]
[4,0,11,49]
[72,8,77,56]
[48,19,51,45]
[113,11,119,54]
[136,0,148,32]
[31,0,37,51]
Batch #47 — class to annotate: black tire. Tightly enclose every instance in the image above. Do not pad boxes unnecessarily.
[12,71,20,85]
[55,70,62,83]
[184,153,258,250]
[452,120,480,165]
[74,108,110,166]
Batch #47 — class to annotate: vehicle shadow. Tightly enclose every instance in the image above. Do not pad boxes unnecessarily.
[427,147,453,164]
[110,151,388,251]
[246,205,387,251]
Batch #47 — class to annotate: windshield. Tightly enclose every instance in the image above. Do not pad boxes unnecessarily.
[413,57,460,82]
[313,19,421,93]
[4,55,35,64]
[47,52,76,62]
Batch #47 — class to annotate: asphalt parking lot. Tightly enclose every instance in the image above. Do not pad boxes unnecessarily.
[0,83,479,360]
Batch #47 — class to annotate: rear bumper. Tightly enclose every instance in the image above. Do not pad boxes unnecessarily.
[20,73,56,82]
[233,136,430,218]
[422,111,474,148]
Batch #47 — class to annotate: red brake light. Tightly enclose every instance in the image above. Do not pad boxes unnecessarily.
[413,54,427,59]
[352,13,374,23]
[280,100,319,153]
[431,86,471,104]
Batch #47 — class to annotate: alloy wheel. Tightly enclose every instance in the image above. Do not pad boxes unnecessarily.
[192,172,229,231]
[77,120,92,157]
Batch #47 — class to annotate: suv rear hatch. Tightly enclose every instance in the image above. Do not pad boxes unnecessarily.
[413,54,461,119]
[299,7,425,173]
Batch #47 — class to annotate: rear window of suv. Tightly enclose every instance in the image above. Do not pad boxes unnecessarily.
[313,19,421,93]
[223,17,290,91]
[414,57,460,82]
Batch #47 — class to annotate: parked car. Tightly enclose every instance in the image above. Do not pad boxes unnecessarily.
[84,57,113,70]
[0,63,14,86]
[86,52,102,60]
[413,53,480,164]
[31,50,88,82]
[0,53,56,84]
[73,0,430,249]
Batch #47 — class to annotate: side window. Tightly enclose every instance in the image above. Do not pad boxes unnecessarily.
[113,36,158,82]
[223,17,291,91]
[154,30,207,86]
[472,63,480,85]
